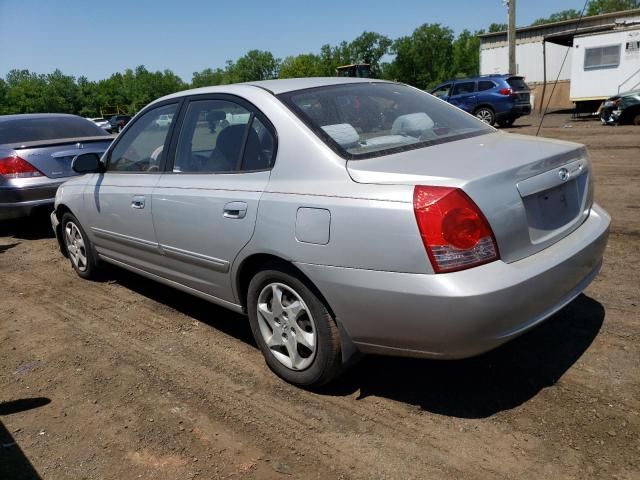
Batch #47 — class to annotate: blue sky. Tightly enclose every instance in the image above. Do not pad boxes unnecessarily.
[0,0,586,82]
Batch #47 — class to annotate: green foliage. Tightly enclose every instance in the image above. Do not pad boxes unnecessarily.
[451,29,481,79]
[488,23,507,32]
[587,0,639,15]
[348,31,393,76]
[531,9,581,25]
[392,24,455,90]
[233,50,280,82]
[279,54,326,78]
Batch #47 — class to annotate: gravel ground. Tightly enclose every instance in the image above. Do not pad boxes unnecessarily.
[1,113,638,480]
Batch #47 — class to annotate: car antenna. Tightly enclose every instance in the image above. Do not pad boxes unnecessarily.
[536,0,589,137]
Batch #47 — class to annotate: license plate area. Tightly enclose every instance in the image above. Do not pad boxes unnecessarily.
[522,179,582,243]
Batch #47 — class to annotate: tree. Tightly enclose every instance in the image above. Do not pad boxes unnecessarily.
[488,23,507,32]
[587,0,639,15]
[392,23,454,90]
[451,29,481,78]
[233,50,280,82]
[279,54,326,78]
[349,31,392,76]
[531,9,581,25]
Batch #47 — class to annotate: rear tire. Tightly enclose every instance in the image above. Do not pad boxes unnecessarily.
[475,106,496,126]
[247,266,343,387]
[61,213,100,280]
[497,118,514,128]
[633,112,640,126]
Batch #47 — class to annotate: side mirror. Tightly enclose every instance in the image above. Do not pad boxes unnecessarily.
[72,152,104,174]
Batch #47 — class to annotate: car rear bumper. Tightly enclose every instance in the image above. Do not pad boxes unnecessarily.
[294,203,610,359]
[0,182,62,220]
[498,103,532,120]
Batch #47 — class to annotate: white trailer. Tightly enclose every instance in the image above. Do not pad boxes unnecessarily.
[570,26,640,104]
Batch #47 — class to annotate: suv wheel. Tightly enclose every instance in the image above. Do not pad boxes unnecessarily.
[497,118,514,128]
[247,266,343,387]
[475,107,496,126]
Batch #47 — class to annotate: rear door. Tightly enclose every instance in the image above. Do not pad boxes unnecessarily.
[151,95,276,302]
[448,81,478,113]
[83,102,180,270]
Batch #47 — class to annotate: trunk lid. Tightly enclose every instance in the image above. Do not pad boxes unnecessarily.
[347,131,593,263]
[9,137,112,179]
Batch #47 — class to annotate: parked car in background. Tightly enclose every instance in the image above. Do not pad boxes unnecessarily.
[51,78,609,387]
[108,114,132,133]
[87,117,111,131]
[600,89,640,125]
[430,74,532,127]
[0,114,113,221]
[155,113,174,128]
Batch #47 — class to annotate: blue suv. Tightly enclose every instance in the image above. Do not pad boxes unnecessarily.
[430,75,532,127]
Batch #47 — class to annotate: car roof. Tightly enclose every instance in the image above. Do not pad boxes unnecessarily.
[0,113,85,123]
[155,77,392,105]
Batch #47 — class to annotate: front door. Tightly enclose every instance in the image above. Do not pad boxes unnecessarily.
[448,81,478,113]
[83,102,180,271]
[152,96,276,302]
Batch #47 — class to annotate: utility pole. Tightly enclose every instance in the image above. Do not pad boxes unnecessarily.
[507,0,517,74]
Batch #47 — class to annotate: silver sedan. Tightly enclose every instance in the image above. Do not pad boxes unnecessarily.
[51,78,610,386]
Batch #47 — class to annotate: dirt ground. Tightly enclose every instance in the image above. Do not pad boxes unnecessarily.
[1,113,638,480]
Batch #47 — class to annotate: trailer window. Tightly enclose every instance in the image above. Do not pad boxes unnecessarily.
[584,45,621,70]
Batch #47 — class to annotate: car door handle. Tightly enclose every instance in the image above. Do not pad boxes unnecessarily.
[131,196,145,209]
[223,201,248,219]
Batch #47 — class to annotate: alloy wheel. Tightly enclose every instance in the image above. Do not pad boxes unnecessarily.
[256,282,317,371]
[476,109,494,124]
[64,221,88,272]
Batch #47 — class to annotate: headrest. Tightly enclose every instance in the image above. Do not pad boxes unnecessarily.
[208,110,226,121]
[321,123,360,147]
[391,113,434,137]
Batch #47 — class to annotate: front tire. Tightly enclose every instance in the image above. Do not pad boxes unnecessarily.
[247,266,343,387]
[61,213,100,280]
[475,106,496,126]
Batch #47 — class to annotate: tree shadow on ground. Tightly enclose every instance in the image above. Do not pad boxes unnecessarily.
[323,294,604,418]
[0,397,50,480]
[103,266,255,346]
[98,266,604,418]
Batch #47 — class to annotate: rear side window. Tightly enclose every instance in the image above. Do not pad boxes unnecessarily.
[173,99,275,173]
[279,82,493,159]
[0,116,109,144]
[451,82,476,96]
[506,77,529,90]
[584,45,621,70]
[478,80,495,91]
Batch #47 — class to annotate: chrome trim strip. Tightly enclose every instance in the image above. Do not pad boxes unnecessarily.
[97,254,244,314]
[159,244,230,273]
[90,227,159,251]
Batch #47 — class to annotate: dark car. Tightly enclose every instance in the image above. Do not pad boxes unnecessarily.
[600,90,640,125]
[430,75,532,127]
[0,114,113,221]
[108,114,132,133]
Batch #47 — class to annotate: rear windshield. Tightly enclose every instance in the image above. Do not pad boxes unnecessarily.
[507,77,529,91]
[278,83,493,159]
[0,116,110,144]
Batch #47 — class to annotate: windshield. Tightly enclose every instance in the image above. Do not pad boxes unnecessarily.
[278,82,493,159]
[0,116,110,144]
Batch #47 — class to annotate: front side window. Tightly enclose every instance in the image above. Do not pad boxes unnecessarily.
[107,103,177,173]
[279,82,493,159]
[431,84,451,99]
[584,45,621,70]
[451,82,476,96]
[173,99,275,173]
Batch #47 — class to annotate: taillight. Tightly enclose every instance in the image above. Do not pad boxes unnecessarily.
[0,155,44,179]
[498,88,513,96]
[413,186,499,273]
